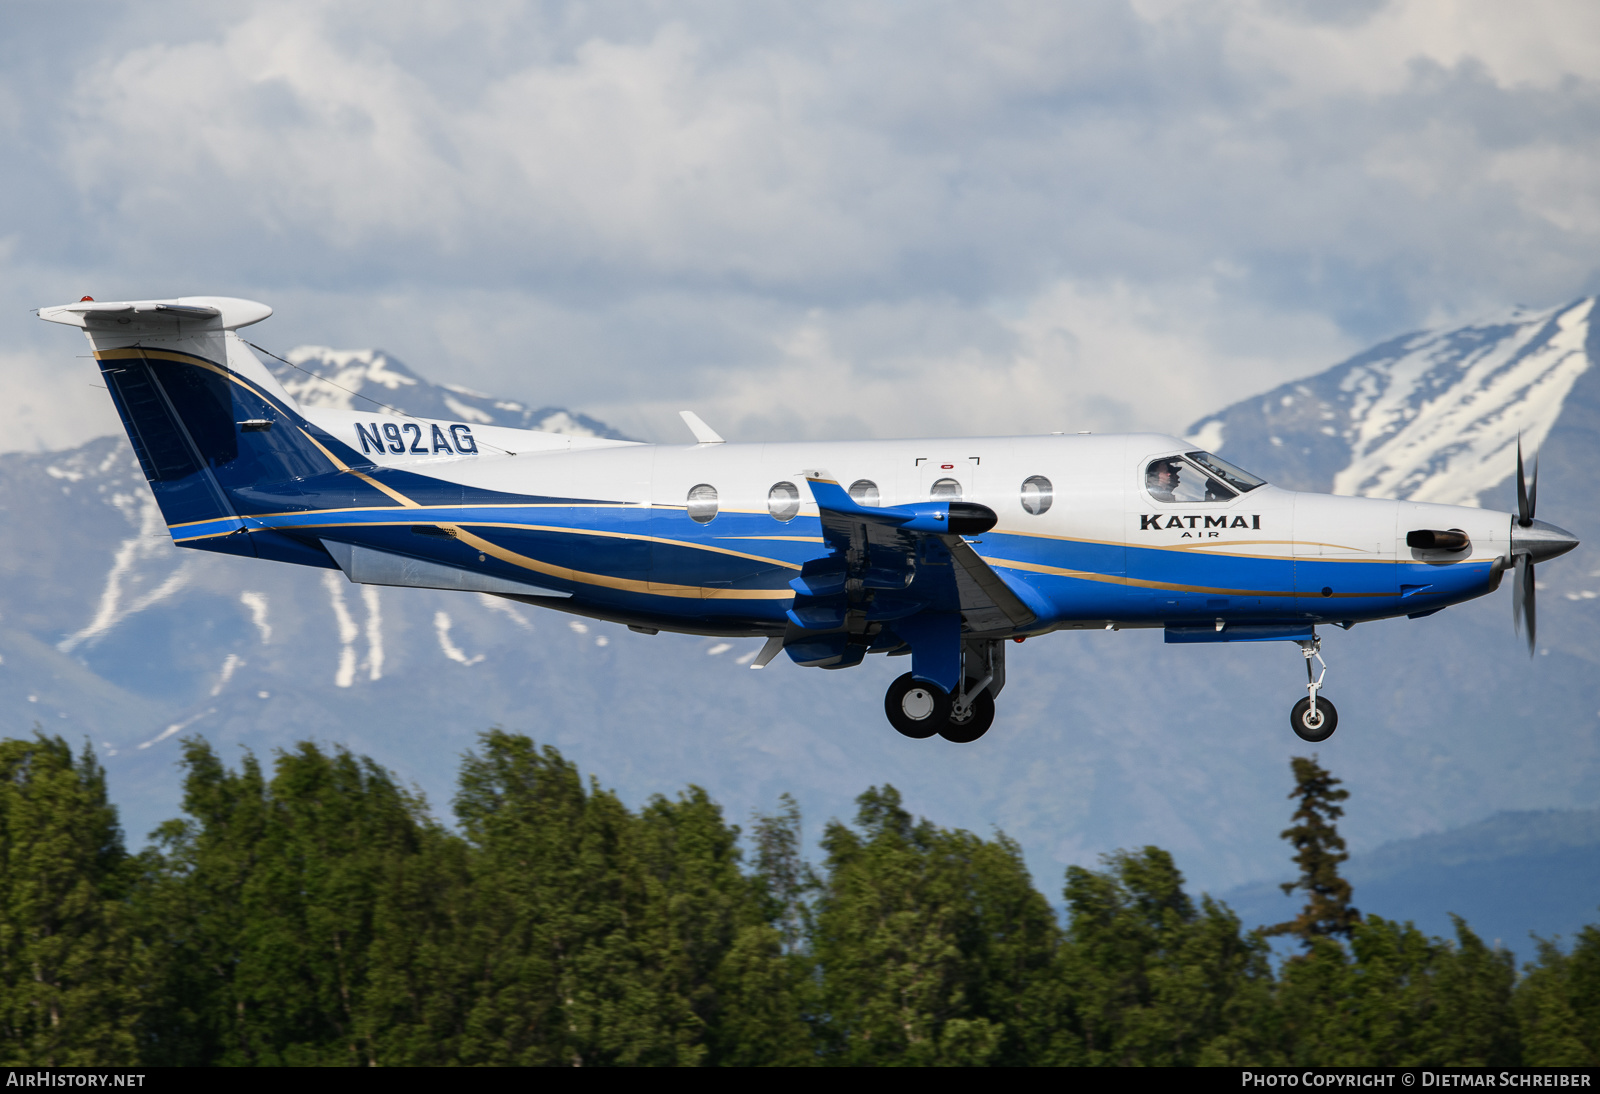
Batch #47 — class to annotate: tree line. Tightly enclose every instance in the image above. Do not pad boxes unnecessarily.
[0,731,1595,1066]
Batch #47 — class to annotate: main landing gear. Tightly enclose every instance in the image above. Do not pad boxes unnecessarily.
[1290,636,1338,742]
[884,640,1002,744]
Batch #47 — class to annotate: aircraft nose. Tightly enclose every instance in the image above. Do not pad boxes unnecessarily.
[1511,518,1580,564]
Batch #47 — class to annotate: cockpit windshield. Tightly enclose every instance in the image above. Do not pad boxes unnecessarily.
[1186,451,1267,493]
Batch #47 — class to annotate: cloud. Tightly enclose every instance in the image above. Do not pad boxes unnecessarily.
[0,348,122,455]
[5,1,1599,449]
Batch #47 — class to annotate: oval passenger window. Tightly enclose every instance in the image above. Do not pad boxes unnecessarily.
[687,483,719,524]
[768,481,800,522]
[848,479,880,507]
[1020,475,1053,516]
[929,478,962,501]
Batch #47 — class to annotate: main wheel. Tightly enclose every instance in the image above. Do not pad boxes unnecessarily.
[940,688,995,743]
[885,674,951,739]
[1290,696,1338,742]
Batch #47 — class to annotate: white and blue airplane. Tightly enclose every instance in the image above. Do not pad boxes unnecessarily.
[40,296,1580,744]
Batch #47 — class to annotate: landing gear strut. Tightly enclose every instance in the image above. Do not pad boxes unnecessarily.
[1290,636,1338,742]
[884,639,1004,743]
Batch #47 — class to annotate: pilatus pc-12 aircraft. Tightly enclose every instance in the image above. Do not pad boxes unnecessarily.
[41,296,1581,744]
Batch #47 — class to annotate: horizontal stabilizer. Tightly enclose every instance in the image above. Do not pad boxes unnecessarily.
[38,296,273,332]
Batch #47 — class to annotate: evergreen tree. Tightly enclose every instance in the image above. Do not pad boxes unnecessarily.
[138,738,454,1065]
[0,734,144,1065]
[692,793,816,1066]
[1515,926,1600,1066]
[1264,755,1360,945]
[1053,847,1274,1066]
[637,785,816,1065]
[751,793,814,956]
[1275,915,1519,1066]
[811,785,1057,1066]
[1426,916,1520,1066]
[453,730,702,1066]
[1569,923,1600,1060]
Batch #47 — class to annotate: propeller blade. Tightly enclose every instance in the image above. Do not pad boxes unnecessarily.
[1512,554,1536,656]
[1512,553,1524,634]
[1528,453,1539,524]
[1516,435,1530,526]
[1525,559,1537,656]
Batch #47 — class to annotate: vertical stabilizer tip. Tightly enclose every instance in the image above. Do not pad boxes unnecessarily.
[679,410,725,445]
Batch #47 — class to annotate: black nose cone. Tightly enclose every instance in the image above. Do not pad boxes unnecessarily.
[947,502,998,536]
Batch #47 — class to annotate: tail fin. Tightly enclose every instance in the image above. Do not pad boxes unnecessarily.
[39,297,351,568]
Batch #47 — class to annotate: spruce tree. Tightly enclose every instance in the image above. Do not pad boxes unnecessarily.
[1264,755,1360,945]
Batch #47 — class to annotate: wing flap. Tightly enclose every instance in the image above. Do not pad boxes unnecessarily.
[945,535,1037,631]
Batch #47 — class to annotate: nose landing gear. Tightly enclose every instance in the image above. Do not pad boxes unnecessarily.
[1290,636,1337,742]
[941,687,995,743]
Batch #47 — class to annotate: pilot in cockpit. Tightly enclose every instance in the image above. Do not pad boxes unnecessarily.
[1146,459,1180,502]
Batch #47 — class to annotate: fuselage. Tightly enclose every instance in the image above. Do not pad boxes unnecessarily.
[225,408,1511,641]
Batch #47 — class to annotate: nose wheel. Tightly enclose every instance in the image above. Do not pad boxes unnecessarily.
[941,688,995,743]
[1290,637,1338,742]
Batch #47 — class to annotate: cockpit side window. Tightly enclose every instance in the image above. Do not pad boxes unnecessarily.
[1186,451,1266,493]
[1145,456,1236,503]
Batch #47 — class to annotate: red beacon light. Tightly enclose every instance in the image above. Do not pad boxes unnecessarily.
[80,296,94,302]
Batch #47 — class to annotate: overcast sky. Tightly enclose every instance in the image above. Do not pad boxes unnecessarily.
[4,0,1598,449]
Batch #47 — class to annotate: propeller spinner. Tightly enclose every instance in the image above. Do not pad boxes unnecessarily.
[1509,436,1580,655]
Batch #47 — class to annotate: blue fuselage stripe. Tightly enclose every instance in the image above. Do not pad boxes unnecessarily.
[176,488,1495,630]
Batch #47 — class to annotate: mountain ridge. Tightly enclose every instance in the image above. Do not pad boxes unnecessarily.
[277,346,633,440]
[1188,297,1596,505]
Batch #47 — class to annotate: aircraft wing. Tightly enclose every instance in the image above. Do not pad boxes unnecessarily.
[783,474,1035,673]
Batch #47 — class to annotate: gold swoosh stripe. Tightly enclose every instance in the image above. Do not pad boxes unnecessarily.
[447,527,792,600]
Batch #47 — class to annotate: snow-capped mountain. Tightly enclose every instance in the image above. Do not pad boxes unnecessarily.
[3,309,1597,933]
[278,347,631,440]
[1188,298,1595,505]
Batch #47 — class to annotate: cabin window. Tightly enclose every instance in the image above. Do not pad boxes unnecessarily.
[1020,475,1053,515]
[848,479,880,507]
[1145,457,1235,503]
[768,481,801,522]
[687,483,719,523]
[929,478,962,501]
